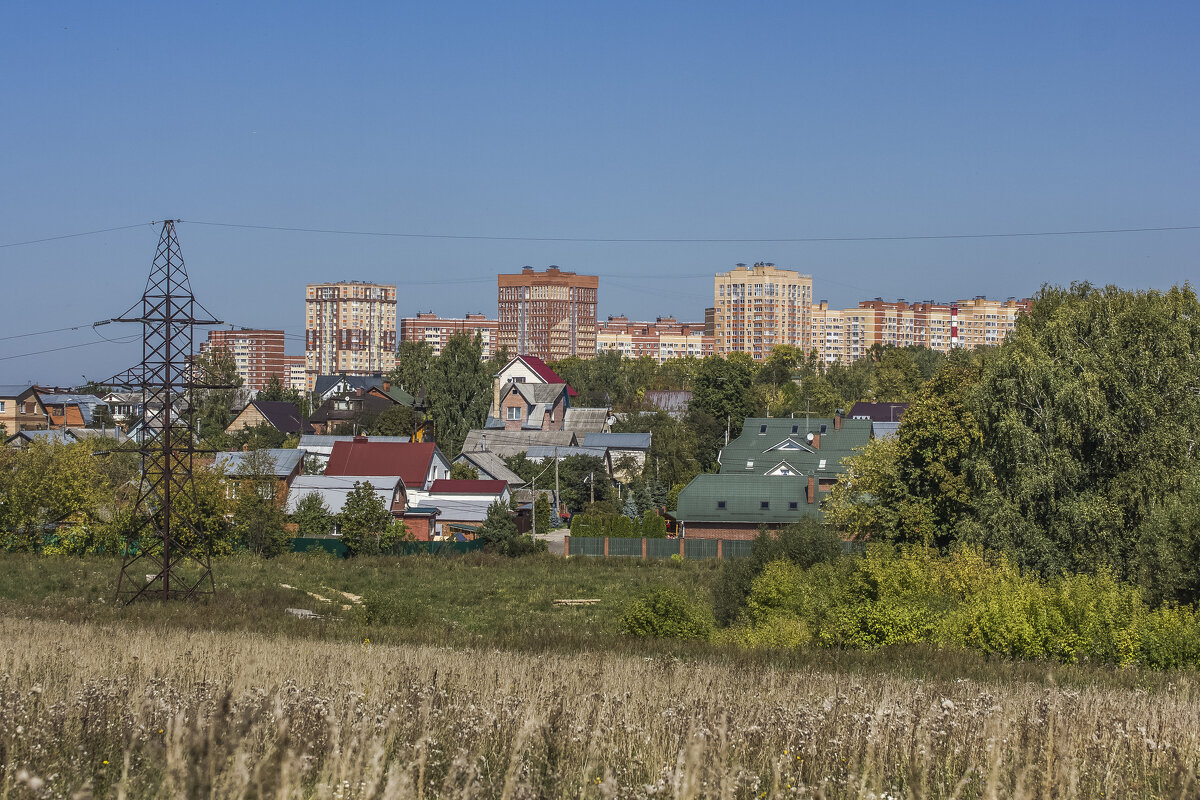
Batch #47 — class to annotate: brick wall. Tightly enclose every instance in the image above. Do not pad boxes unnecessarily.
[680,522,769,540]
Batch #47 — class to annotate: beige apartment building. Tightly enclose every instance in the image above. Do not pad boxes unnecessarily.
[596,316,713,363]
[810,297,1031,363]
[713,263,813,361]
[304,282,397,389]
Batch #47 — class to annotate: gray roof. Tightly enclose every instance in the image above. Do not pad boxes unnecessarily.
[507,381,568,405]
[285,475,401,515]
[214,448,304,478]
[421,495,494,523]
[39,393,108,425]
[563,407,610,433]
[583,432,651,450]
[0,385,35,398]
[871,421,901,440]
[299,434,410,453]
[644,390,692,413]
[453,450,526,485]
[525,445,610,460]
[6,429,74,446]
[461,429,577,458]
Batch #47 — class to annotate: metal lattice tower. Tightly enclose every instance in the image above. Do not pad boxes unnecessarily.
[108,220,224,602]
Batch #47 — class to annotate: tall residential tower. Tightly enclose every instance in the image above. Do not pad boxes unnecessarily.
[713,263,813,361]
[497,266,598,361]
[304,281,396,389]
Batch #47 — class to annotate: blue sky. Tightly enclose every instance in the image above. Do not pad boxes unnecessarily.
[2,1,1198,384]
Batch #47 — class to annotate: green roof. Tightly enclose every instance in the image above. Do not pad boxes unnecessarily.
[379,386,416,406]
[718,417,871,478]
[674,474,822,524]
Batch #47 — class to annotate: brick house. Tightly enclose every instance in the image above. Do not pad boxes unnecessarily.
[0,386,47,435]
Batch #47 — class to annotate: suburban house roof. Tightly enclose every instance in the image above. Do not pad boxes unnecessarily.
[508,357,578,398]
[562,407,610,434]
[247,401,314,434]
[325,440,446,487]
[366,384,416,406]
[674,474,821,523]
[461,429,577,458]
[849,402,908,423]
[299,434,410,452]
[308,393,393,424]
[38,393,109,425]
[420,495,495,523]
[453,451,526,485]
[312,374,385,399]
[582,432,652,450]
[717,417,871,478]
[643,390,692,413]
[6,429,75,446]
[0,384,37,399]
[428,479,508,495]
[214,448,304,478]
[525,445,610,461]
[286,475,403,515]
[871,421,901,439]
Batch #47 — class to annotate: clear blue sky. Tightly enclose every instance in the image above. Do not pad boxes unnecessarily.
[2,1,1197,384]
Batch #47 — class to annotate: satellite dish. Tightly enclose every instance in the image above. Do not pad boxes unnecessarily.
[806,432,815,443]
[606,414,617,427]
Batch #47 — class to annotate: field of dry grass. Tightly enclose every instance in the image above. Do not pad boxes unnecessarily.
[3,616,1199,799]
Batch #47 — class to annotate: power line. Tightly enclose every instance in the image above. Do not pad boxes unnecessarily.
[0,335,139,363]
[180,219,1200,244]
[0,319,117,343]
[0,222,154,249]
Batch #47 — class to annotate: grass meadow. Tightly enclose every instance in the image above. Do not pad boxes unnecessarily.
[3,553,1200,797]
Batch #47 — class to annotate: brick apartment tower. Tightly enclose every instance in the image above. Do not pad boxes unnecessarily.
[305,282,397,389]
[497,266,598,361]
[399,313,498,358]
[713,263,813,361]
[200,329,286,391]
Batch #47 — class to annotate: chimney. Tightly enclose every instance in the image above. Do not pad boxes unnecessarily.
[355,387,364,396]
[834,414,842,431]
[811,433,820,449]
[353,434,368,442]
[481,433,487,452]
[383,380,390,392]
[807,477,815,504]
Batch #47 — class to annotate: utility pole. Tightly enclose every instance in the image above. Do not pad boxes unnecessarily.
[531,475,536,538]
[554,446,560,526]
[590,471,595,505]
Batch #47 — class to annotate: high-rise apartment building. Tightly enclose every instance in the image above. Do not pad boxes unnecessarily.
[810,297,1031,363]
[497,266,598,361]
[305,282,397,389]
[713,263,813,361]
[200,329,287,391]
[399,313,498,358]
[282,355,308,392]
[596,316,713,363]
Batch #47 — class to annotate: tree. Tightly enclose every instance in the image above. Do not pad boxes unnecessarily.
[258,375,310,417]
[371,404,416,437]
[534,492,552,532]
[690,353,758,437]
[293,491,333,537]
[337,481,393,557]
[390,340,434,397]
[193,347,244,442]
[961,283,1200,577]
[872,347,923,402]
[476,499,543,556]
[427,333,491,457]
[231,450,291,557]
[0,439,110,552]
[450,462,479,480]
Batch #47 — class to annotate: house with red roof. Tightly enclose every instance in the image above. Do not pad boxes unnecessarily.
[489,355,577,418]
[324,437,451,491]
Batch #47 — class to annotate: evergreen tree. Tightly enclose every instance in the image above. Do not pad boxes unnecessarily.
[337,481,393,557]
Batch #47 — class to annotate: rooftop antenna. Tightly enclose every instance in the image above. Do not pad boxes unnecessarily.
[105,221,228,602]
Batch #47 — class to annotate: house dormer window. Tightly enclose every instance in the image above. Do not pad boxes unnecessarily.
[507,407,521,420]
[759,425,767,434]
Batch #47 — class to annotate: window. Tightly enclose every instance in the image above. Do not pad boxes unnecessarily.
[788,501,798,510]
[759,424,767,434]
[818,459,826,470]
[760,501,770,510]
[507,407,521,420]
[717,500,726,509]
[745,459,754,470]
[0,401,5,412]
[791,425,798,434]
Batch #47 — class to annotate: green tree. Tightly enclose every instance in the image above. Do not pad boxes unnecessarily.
[193,346,244,442]
[871,347,922,402]
[292,491,333,538]
[427,333,491,457]
[390,340,434,397]
[449,461,479,480]
[371,404,416,437]
[231,450,291,557]
[337,480,393,557]
[534,492,552,532]
[476,499,544,556]
[0,440,110,552]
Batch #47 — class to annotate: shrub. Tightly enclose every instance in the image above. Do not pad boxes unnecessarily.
[363,591,426,627]
[640,511,667,538]
[621,588,713,640]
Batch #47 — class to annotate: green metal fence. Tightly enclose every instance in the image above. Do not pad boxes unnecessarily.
[291,537,483,557]
[607,538,644,557]
[567,536,754,560]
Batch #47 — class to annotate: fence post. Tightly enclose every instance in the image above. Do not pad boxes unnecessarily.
[603,537,610,558]
[642,537,647,559]
[717,539,723,560]
[679,537,685,558]
[564,535,570,557]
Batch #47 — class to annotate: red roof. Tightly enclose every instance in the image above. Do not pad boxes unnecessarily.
[428,479,508,495]
[325,440,439,488]
[519,355,578,397]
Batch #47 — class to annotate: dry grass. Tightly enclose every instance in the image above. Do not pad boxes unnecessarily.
[2,618,1199,798]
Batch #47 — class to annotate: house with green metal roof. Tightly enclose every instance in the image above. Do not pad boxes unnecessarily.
[674,414,871,539]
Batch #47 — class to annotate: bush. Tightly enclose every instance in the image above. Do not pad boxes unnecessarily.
[621,587,713,640]
[641,511,667,538]
[363,591,426,627]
